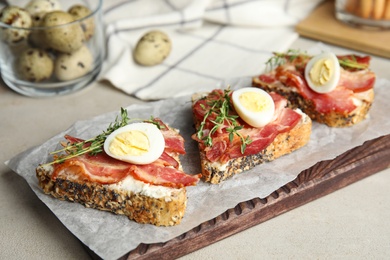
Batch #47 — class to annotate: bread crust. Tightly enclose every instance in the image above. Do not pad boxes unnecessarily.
[252,76,374,127]
[192,92,312,184]
[36,165,187,226]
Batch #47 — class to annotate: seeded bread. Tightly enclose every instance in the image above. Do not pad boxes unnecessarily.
[192,93,312,184]
[36,158,188,227]
[252,76,374,127]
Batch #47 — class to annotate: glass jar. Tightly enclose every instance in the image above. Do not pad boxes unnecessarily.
[0,0,104,97]
[335,0,390,29]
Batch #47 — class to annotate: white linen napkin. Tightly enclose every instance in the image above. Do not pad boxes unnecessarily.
[100,0,324,100]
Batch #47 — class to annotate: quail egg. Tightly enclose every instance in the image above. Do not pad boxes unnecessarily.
[25,0,61,16]
[30,11,46,27]
[232,87,275,128]
[68,5,94,41]
[54,45,93,81]
[304,52,341,94]
[28,12,51,49]
[15,47,53,82]
[41,10,85,53]
[133,30,172,66]
[104,122,165,165]
[0,6,32,44]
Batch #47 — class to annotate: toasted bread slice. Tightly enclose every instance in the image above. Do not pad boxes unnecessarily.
[253,76,374,127]
[36,159,187,226]
[191,91,312,184]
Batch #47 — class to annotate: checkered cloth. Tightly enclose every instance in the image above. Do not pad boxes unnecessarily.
[100,0,324,100]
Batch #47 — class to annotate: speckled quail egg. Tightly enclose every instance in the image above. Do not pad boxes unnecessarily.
[232,87,275,128]
[25,0,61,16]
[30,11,46,27]
[15,47,53,82]
[68,5,94,41]
[133,30,172,66]
[104,123,165,165]
[54,45,93,81]
[304,52,341,94]
[0,6,32,44]
[28,12,51,49]
[41,10,85,53]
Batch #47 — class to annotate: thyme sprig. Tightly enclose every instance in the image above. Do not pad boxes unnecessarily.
[338,57,368,70]
[42,108,133,166]
[265,49,308,71]
[196,88,252,154]
[145,116,166,130]
[265,49,368,71]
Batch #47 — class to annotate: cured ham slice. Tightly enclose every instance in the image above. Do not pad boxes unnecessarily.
[157,152,180,168]
[338,69,376,93]
[271,67,358,114]
[131,164,200,188]
[51,153,131,184]
[152,118,186,154]
[192,89,302,164]
[51,150,200,188]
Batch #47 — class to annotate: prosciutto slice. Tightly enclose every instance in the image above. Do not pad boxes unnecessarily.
[192,89,302,164]
[51,152,132,184]
[50,123,200,188]
[154,118,186,154]
[131,163,200,188]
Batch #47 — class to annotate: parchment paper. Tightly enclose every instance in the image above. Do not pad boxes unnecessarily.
[6,77,390,260]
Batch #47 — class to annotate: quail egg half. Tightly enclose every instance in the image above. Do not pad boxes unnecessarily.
[304,52,341,94]
[104,123,165,165]
[232,87,275,128]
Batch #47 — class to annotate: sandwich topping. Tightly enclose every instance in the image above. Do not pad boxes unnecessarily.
[42,109,200,188]
[257,50,376,114]
[192,88,302,164]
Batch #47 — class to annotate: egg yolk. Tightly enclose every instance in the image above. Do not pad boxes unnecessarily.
[309,58,334,86]
[108,130,150,156]
[239,91,272,112]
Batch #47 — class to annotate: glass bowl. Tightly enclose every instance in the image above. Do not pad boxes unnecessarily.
[0,0,104,97]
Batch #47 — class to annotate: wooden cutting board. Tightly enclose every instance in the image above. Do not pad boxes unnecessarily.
[295,0,390,58]
[84,134,390,260]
